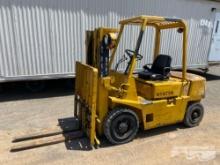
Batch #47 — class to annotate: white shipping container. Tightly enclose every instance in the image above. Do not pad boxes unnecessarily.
[0,0,219,82]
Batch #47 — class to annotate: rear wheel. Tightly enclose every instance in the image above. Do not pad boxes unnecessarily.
[104,107,139,145]
[183,102,204,127]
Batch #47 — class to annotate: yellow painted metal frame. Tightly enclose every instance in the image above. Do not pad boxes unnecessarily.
[109,15,188,81]
[75,62,99,145]
[103,16,203,132]
[77,15,205,145]
[92,28,118,70]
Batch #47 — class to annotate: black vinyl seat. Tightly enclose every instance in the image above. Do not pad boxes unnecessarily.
[138,54,172,80]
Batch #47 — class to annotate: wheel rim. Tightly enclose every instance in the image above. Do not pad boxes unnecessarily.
[111,114,137,141]
[190,109,201,123]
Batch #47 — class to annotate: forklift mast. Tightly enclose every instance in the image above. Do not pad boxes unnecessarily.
[85,28,118,77]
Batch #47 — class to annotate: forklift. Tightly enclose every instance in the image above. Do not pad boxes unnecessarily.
[75,15,206,145]
[11,15,206,151]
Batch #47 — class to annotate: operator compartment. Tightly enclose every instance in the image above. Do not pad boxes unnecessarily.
[135,77,182,100]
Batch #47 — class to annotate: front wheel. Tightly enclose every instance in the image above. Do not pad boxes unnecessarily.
[104,107,139,145]
[183,102,204,127]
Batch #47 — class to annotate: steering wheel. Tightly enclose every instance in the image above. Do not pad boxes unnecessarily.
[125,49,143,60]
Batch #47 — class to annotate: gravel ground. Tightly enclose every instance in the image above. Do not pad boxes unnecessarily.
[0,66,220,165]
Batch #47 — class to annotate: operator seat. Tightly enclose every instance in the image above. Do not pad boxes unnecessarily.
[138,54,172,80]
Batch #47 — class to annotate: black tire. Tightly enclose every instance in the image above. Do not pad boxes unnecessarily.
[183,102,204,127]
[104,107,139,145]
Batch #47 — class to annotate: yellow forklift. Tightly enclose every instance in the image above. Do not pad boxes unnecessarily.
[11,15,206,151]
[76,15,206,145]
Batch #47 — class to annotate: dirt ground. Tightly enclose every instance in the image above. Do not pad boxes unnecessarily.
[0,66,220,165]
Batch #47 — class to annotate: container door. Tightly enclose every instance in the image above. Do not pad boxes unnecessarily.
[209,13,220,61]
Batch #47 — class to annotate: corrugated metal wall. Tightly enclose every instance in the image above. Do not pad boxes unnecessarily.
[0,0,219,81]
